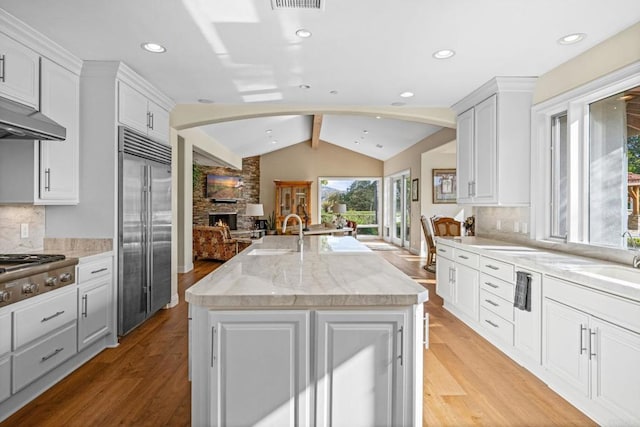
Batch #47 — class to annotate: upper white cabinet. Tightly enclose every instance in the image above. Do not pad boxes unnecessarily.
[118,81,170,143]
[452,77,537,206]
[38,58,80,204]
[0,32,39,108]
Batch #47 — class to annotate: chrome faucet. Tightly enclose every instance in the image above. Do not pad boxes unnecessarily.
[282,213,304,252]
[622,231,636,250]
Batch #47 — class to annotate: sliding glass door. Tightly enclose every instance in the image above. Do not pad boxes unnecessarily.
[390,172,410,247]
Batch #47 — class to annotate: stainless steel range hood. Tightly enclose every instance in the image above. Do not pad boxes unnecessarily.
[0,96,66,141]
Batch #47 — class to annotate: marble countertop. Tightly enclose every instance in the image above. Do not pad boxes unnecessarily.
[186,236,428,308]
[436,236,640,302]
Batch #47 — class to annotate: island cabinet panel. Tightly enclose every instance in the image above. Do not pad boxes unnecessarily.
[315,311,406,427]
[208,311,311,427]
[0,356,9,403]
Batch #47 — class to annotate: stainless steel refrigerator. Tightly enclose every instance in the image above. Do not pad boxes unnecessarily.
[118,126,172,336]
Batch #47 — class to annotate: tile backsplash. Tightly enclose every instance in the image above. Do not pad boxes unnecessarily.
[0,205,45,252]
[475,206,531,241]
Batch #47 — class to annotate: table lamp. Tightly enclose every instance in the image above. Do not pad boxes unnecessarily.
[332,203,347,229]
[245,203,264,236]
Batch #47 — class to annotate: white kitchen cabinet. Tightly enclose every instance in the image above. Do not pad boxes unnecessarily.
[0,356,10,403]
[207,311,310,427]
[514,269,541,364]
[436,255,455,304]
[0,32,39,108]
[315,311,406,427]
[118,81,170,142]
[456,263,479,322]
[543,276,640,425]
[38,58,80,204]
[77,256,113,351]
[452,77,536,206]
[0,311,10,357]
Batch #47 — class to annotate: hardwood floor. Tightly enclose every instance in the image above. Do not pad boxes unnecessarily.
[1,246,595,426]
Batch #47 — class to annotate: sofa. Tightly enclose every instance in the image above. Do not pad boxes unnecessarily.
[193,225,252,261]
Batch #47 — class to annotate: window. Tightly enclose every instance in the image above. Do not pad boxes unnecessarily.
[550,113,568,239]
[536,64,640,250]
[319,178,381,236]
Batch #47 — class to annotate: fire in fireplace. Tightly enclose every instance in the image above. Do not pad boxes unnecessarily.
[209,212,237,230]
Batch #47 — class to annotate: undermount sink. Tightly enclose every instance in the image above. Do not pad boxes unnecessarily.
[247,248,294,256]
[571,265,640,285]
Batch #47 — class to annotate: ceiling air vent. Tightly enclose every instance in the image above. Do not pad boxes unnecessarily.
[271,0,323,10]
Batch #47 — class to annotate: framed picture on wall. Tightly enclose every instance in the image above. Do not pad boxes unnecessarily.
[433,169,457,204]
[411,178,419,201]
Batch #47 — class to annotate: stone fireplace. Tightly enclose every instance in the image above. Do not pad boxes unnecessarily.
[209,212,238,230]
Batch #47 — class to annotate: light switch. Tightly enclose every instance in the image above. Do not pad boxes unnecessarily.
[20,223,29,238]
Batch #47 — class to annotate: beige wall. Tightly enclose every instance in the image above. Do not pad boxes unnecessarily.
[260,141,383,223]
[534,22,640,104]
[384,128,457,253]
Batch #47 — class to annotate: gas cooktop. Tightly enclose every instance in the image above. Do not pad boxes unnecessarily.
[0,254,66,273]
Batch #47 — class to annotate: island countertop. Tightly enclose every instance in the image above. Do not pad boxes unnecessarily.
[185,236,428,308]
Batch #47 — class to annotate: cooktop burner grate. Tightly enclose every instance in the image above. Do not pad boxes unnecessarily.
[0,254,66,273]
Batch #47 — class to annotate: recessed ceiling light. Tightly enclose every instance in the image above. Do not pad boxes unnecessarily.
[299,84,311,89]
[329,90,338,95]
[141,42,166,53]
[363,130,368,134]
[266,129,272,134]
[295,29,312,38]
[558,33,586,45]
[400,91,414,98]
[354,141,360,144]
[391,102,405,107]
[271,140,278,144]
[197,98,214,104]
[376,144,383,148]
[433,49,455,59]
[375,116,382,119]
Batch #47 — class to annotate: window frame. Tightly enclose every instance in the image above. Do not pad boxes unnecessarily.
[531,62,640,248]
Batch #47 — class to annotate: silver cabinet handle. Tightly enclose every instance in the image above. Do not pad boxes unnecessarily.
[91,267,108,275]
[41,347,63,362]
[44,168,51,191]
[41,310,64,322]
[484,282,499,289]
[458,255,469,260]
[211,326,216,367]
[0,54,5,82]
[484,299,499,307]
[485,264,499,270]
[398,326,404,366]
[82,294,88,318]
[485,319,499,328]
[589,329,597,360]
[438,248,446,253]
[150,112,154,130]
[579,324,587,354]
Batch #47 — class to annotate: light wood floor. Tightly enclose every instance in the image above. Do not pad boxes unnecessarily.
[1,245,595,426]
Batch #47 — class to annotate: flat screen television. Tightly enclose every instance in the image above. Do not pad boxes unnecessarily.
[206,175,243,202]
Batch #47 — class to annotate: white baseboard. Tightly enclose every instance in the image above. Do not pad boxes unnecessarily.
[178,262,193,273]
[165,293,179,308]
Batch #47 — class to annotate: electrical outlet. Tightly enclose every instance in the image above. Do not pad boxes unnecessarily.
[496,220,501,231]
[513,221,520,233]
[522,222,528,234]
[20,223,29,238]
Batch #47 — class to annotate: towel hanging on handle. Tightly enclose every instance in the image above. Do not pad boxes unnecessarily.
[514,271,532,312]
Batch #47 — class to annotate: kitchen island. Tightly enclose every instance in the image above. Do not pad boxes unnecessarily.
[186,235,428,427]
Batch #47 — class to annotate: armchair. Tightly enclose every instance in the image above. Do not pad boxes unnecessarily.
[193,225,252,261]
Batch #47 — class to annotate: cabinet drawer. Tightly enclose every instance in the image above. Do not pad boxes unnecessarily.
[480,273,514,302]
[480,307,514,345]
[436,243,455,260]
[78,257,112,283]
[480,289,514,322]
[0,311,10,357]
[480,257,514,283]
[13,323,77,393]
[454,249,479,268]
[13,286,77,349]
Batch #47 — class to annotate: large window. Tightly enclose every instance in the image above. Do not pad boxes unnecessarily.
[319,178,381,236]
[538,66,640,249]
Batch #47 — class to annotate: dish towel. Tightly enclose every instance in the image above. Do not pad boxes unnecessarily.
[514,271,532,312]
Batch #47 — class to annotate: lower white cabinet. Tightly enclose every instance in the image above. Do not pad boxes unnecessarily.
[0,311,10,357]
[208,311,311,427]
[315,311,406,427]
[194,307,413,427]
[455,264,479,322]
[77,256,113,351]
[514,269,541,363]
[435,256,455,304]
[0,356,10,403]
[543,277,640,425]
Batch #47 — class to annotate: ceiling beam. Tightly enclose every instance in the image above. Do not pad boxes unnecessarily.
[311,114,323,149]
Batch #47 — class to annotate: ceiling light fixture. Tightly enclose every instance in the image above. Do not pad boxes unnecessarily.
[266,129,272,134]
[558,33,586,45]
[329,90,338,95]
[141,42,166,53]
[400,91,414,98]
[197,98,214,104]
[271,140,278,144]
[433,49,455,59]
[363,130,368,134]
[299,84,311,89]
[295,29,312,38]
[376,144,383,148]
[375,116,381,119]
[354,141,360,144]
